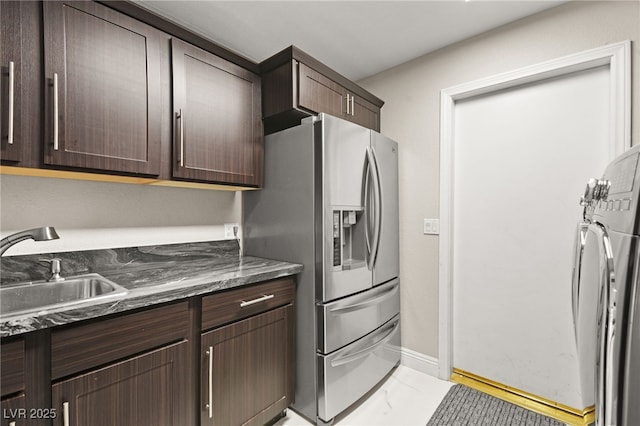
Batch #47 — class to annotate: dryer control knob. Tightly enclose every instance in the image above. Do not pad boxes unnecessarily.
[597,179,611,201]
[580,178,599,206]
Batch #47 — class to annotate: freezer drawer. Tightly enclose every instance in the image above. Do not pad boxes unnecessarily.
[317,279,399,354]
[317,315,400,422]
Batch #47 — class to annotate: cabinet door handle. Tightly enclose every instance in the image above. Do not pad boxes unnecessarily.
[176,109,184,167]
[346,93,350,115]
[53,73,59,150]
[240,294,274,308]
[206,346,213,419]
[8,61,15,145]
[351,94,355,116]
[63,401,70,426]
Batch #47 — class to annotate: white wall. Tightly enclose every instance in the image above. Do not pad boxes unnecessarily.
[358,0,640,362]
[0,174,241,255]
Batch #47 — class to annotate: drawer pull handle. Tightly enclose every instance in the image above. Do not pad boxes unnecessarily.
[63,401,70,426]
[240,294,275,308]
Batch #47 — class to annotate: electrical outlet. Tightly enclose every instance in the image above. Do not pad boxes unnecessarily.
[224,223,240,239]
[423,218,440,235]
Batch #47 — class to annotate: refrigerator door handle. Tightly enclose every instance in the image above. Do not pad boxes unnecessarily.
[365,147,382,270]
[364,152,373,260]
[369,147,382,268]
[330,319,399,367]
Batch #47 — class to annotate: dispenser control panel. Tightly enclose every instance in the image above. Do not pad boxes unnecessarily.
[333,212,341,267]
[332,208,365,271]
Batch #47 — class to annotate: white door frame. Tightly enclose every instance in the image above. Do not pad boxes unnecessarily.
[438,40,631,380]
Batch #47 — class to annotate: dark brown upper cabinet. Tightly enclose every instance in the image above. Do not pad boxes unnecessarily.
[42,1,163,176]
[1,1,31,164]
[350,91,381,131]
[1,1,43,169]
[297,63,345,119]
[171,38,263,187]
[261,46,384,134]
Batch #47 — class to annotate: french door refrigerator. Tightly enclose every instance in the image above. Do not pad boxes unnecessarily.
[243,113,400,425]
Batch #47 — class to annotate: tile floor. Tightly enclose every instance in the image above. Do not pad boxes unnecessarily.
[274,365,454,426]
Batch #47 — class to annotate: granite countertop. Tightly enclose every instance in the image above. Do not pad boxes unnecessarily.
[0,240,303,337]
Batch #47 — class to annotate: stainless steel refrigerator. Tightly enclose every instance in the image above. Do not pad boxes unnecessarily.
[243,113,400,425]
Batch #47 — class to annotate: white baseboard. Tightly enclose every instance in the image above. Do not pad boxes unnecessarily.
[400,347,440,377]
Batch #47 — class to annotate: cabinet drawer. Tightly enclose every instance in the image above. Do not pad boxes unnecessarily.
[52,302,189,379]
[0,337,24,396]
[202,278,295,331]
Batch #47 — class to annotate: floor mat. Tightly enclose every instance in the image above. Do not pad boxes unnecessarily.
[427,384,565,426]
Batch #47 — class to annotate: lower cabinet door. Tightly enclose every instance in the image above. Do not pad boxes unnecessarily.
[201,305,294,426]
[52,341,190,426]
[1,394,25,426]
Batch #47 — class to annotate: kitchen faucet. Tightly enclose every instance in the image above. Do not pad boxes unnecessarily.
[0,227,60,256]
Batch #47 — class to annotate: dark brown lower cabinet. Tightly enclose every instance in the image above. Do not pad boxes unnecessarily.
[51,341,190,426]
[1,394,26,426]
[0,277,296,426]
[201,304,295,426]
[0,337,24,397]
[1,336,25,426]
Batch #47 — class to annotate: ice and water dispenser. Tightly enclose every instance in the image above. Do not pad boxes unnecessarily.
[332,208,366,270]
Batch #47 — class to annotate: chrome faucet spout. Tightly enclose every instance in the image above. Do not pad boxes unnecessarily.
[0,227,60,256]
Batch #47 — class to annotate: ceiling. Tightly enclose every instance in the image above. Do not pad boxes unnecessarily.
[133,0,566,81]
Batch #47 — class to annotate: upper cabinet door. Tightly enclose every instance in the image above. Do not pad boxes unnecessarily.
[298,63,379,131]
[1,1,23,162]
[298,62,345,118]
[171,38,263,187]
[43,1,162,176]
[350,95,380,132]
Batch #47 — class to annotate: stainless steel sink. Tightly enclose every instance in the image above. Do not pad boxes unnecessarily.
[0,273,128,318]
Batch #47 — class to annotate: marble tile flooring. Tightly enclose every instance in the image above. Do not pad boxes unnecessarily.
[275,365,454,426]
